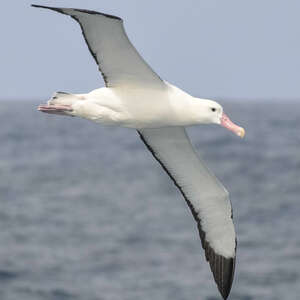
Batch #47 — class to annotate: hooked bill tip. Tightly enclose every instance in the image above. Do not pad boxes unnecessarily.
[220,112,245,139]
[237,127,245,138]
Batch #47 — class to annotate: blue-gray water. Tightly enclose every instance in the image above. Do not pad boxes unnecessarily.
[0,100,299,300]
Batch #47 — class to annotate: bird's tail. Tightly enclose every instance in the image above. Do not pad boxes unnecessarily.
[38,91,82,116]
[48,91,82,106]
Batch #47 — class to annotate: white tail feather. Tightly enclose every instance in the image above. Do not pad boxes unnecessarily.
[48,92,84,106]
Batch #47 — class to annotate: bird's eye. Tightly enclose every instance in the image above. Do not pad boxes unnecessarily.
[211,108,216,112]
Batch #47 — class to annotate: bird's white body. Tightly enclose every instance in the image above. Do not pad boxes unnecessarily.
[51,82,223,128]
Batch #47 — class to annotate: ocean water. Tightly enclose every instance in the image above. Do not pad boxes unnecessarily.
[0,100,299,300]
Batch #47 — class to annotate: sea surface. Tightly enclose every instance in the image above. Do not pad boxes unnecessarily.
[0,100,300,300]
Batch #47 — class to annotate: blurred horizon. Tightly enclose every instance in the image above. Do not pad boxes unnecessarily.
[2,97,299,103]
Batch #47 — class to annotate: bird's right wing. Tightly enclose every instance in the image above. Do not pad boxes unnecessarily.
[32,5,165,89]
[138,127,236,300]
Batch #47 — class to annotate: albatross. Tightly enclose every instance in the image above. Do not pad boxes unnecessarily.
[32,4,245,299]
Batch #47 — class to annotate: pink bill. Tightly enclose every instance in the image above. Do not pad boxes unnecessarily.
[220,112,245,138]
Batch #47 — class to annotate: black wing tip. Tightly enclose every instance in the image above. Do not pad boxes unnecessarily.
[31,4,58,10]
[198,225,235,299]
[209,253,235,300]
[31,4,122,21]
[31,4,65,14]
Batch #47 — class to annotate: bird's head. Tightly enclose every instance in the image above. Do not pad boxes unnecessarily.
[195,99,245,138]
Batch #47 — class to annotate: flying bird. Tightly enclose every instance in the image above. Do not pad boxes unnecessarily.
[32,4,245,299]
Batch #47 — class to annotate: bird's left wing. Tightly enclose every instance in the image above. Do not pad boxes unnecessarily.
[138,127,236,300]
[32,5,165,89]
